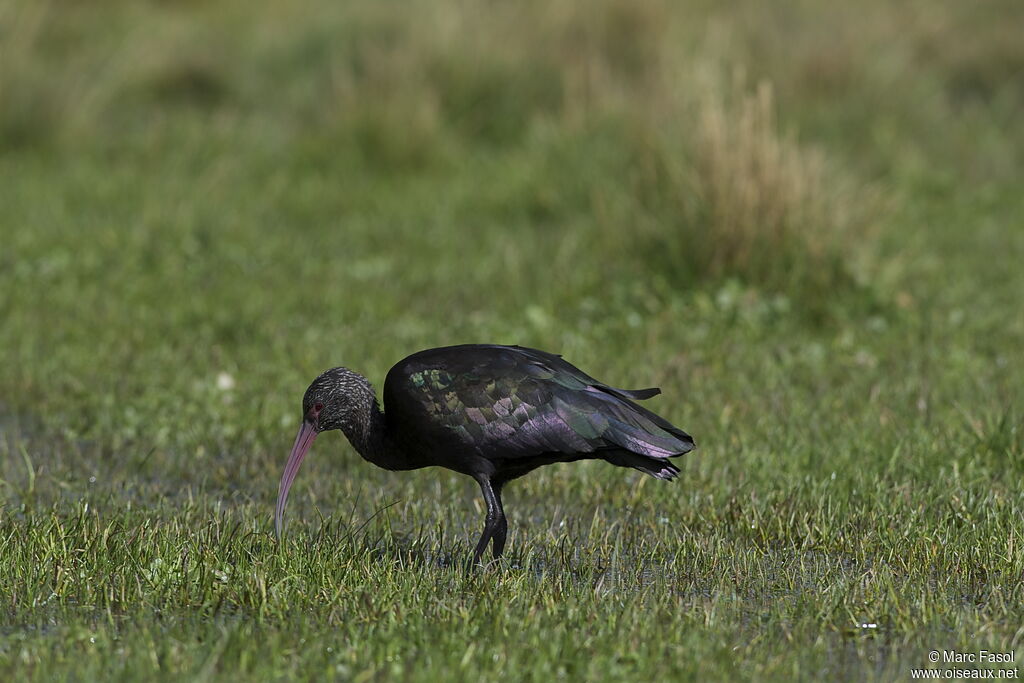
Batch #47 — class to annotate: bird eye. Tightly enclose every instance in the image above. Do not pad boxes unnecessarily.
[314,403,324,413]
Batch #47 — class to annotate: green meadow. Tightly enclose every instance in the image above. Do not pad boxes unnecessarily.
[1,0,1022,680]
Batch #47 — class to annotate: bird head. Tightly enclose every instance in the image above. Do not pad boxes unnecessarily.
[300,367,373,434]
[275,367,374,540]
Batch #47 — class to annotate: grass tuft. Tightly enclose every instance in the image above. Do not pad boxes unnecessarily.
[624,72,873,307]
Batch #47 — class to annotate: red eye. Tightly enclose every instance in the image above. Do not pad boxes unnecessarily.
[314,403,324,413]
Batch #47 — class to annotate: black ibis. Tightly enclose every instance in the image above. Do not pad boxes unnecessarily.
[275,344,695,563]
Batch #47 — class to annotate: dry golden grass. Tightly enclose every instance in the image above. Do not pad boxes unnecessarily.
[693,76,838,282]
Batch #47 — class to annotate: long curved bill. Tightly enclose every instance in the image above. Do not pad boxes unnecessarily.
[275,420,318,540]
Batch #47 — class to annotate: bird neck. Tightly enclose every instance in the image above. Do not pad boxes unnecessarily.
[343,398,410,471]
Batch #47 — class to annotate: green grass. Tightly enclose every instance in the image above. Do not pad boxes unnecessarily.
[2,0,1023,680]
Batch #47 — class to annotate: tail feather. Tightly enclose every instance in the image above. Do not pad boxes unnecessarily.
[604,451,681,480]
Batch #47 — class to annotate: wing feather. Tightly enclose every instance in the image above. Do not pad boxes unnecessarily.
[389,344,693,461]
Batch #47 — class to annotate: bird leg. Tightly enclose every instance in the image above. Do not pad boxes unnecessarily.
[472,475,506,564]
[490,482,508,558]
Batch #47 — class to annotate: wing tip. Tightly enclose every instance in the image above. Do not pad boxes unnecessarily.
[608,386,661,400]
[630,387,662,400]
[675,438,696,455]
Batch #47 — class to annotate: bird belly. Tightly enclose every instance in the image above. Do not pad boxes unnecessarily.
[388,419,497,477]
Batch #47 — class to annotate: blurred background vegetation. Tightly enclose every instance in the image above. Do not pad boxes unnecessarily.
[3,0,1020,453]
[1,0,1022,679]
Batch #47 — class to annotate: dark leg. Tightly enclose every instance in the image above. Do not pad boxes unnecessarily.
[472,475,506,564]
[490,482,507,558]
